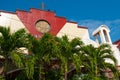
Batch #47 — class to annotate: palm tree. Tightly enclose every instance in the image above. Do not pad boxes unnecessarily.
[0,26,35,79]
[29,34,84,80]
[0,26,28,70]
[29,33,59,80]
[10,49,35,80]
[80,44,119,79]
[55,35,84,80]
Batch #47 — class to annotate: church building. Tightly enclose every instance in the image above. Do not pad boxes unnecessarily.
[0,8,98,46]
[0,8,120,78]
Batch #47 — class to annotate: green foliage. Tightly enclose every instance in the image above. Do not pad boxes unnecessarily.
[0,76,5,80]
[45,69,61,80]
[0,26,119,80]
[11,51,24,68]
[72,74,108,80]
[72,54,82,72]
[11,50,35,79]
[24,54,35,79]
[55,35,84,79]
[80,44,119,79]
[0,26,36,79]
[0,27,31,56]
[28,33,61,80]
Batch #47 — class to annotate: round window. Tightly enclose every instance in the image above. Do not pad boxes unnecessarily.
[36,20,50,33]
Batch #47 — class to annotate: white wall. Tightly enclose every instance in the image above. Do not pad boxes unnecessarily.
[57,22,90,40]
[0,12,27,33]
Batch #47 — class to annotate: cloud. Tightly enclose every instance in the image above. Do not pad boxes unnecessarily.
[78,19,120,42]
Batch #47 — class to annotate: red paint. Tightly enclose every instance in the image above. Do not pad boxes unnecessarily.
[16,8,67,38]
[113,39,120,48]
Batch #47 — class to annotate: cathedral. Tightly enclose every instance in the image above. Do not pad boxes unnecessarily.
[0,8,120,78]
[0,8,98,46]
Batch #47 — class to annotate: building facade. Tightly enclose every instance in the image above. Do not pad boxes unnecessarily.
[0,8,98,46]
[0,8,120,78]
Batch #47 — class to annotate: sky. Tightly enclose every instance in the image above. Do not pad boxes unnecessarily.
[0,0,120,42]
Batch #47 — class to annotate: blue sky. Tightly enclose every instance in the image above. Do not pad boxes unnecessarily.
[0,0,120,42]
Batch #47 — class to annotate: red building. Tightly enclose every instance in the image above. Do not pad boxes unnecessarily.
[113,39,120,51]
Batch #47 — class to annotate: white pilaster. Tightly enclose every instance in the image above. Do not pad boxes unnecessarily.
[106,31,112,44]
[100,29,106,44]
[94,34,99,44]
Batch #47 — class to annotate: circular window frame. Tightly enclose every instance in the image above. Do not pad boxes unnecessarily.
[35,20,51,33]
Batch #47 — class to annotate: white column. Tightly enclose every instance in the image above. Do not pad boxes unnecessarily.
[100,29,106,44]
[106,31,112,44]
[94,34,99,44]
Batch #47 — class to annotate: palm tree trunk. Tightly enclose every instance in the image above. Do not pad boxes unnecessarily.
[4,56,9,73]
[95,57,98,80]
[64,63,68,80]
[39,62,45,80]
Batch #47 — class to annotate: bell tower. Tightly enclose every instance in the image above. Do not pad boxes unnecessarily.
[92,25,112,44]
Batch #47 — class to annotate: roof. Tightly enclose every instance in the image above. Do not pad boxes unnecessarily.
[67,21,88,29]
[113,39,120,48]
[78,26,88,29]
[0,10,16,14]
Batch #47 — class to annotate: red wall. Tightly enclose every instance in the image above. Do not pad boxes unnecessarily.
[16,8,67,38]
[114,40,120,48]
